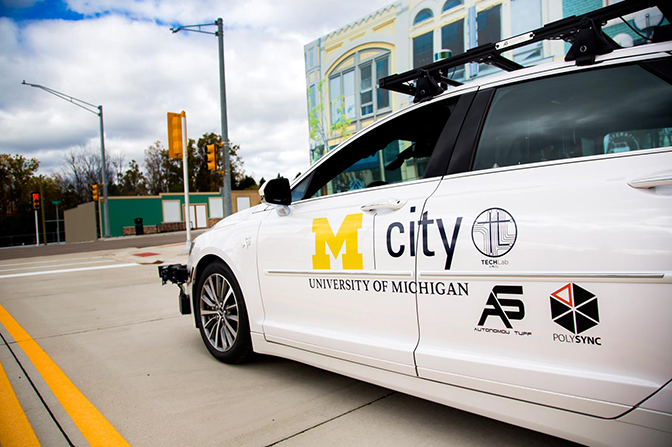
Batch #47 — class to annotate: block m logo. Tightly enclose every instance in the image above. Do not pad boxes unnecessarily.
[312,213,363,270]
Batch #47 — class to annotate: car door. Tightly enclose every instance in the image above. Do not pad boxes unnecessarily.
[414,59,672,417]
[257,95,466,375]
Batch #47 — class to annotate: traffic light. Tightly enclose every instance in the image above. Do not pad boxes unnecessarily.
[206,143,217,172]
[31,192,41,210]
[92,184,99,201]
[167,111,185,159]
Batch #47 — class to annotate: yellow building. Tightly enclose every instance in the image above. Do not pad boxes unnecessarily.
[304,0,619,163]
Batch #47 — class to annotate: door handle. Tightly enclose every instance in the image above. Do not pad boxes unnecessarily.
[628,174,672,189]
[360,199,406,211]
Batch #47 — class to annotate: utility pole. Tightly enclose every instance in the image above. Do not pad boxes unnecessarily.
[171,19,233,217]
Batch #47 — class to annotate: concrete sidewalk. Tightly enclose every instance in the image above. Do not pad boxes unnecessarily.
[113,242,191,266]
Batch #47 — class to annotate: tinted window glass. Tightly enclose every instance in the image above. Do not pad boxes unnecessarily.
[305,99,455,199]
[472,64,672,171]
[413,32,433,68]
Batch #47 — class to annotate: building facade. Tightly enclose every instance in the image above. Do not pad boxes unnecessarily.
[96,190,261,238]
[304,0,652,163]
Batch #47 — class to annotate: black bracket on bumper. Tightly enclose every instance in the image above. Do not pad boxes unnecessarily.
[158,264,191,315]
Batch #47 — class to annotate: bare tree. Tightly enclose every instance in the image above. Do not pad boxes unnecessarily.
[144,141,167,195]
[56,144,115,203]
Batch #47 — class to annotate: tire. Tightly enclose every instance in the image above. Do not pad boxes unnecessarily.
[194,261,253,364]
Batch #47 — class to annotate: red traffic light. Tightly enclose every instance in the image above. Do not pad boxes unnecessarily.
[31,192,41,210]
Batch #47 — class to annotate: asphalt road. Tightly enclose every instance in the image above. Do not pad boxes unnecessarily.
[0,246,579,446]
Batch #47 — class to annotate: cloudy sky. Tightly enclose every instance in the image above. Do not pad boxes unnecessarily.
[0,0,392,182]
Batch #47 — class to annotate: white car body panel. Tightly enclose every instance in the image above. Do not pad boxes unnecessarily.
[257,179,443,375]
[415,148,672,418]
[184,38,672,446]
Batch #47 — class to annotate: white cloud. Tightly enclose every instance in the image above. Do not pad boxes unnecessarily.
[0,0,393,181]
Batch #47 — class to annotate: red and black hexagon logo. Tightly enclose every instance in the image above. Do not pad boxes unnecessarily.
[550,283,599,334]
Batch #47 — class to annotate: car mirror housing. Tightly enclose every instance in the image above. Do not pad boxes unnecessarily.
[261,177,292,206]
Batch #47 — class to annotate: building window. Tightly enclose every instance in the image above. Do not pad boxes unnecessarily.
[376,56,389,110]
[511,0,543,63]
[477,4,501,46]
[442,0,463,12]
[308,84,317,108]
[328,50,391,125]
[306,47,317,69]
[413,31,433,68]
[414,9,434,25]
[441,20,465,80]
[360,63,373,116]
[330,70,356,125]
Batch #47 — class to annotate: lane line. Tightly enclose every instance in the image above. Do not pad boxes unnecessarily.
[0,263,138,279]
[0,356,40,447]
[0,256,107,267]
[0,304,130,446]
[0,259,116,274]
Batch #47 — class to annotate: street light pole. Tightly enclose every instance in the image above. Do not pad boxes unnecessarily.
[170,20,233,217]
[216,18,233,218]
[22,81,112,237]
[98,105,111,237]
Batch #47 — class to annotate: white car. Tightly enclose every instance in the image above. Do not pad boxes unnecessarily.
[160,2,672,445]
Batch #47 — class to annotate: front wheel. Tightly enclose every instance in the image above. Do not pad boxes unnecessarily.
[194,261,253,364]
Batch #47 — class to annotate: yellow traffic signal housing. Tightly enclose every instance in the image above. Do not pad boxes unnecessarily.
[167,112,185,159]
[92,184,99,201]
[31,192,41,210]
[206,144,217,171]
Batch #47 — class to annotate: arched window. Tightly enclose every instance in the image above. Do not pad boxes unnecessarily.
[442,0,464,13]
[328,49,391,125]
[414,9,434,25]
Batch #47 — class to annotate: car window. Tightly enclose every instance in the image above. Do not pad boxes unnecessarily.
[302,98,455,200]
[472,63,672,171]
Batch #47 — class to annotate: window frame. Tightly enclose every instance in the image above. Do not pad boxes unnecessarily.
[291,92,469,203]
[414,9,434,26]
[328,49,392,126]
[443,60,672,177]
[442,0,463,13]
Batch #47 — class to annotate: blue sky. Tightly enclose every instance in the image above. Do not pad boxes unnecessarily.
[0,0,393,180]
[0,0,84,21]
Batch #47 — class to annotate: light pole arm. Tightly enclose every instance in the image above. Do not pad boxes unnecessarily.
[22,81,100,116]
[22,80,112,238]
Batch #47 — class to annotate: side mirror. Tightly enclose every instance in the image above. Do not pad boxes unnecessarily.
[261,177,292,206]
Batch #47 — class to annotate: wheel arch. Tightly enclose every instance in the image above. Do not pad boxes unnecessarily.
[191,254,227,328]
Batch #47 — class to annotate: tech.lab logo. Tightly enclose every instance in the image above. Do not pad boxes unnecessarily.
[550,283,602,346]
[472,208,516,267]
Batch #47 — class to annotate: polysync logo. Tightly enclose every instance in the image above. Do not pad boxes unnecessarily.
[550,283,599,334]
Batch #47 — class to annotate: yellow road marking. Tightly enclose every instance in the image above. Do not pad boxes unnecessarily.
[0,304,130,446]
[0,357,40,447]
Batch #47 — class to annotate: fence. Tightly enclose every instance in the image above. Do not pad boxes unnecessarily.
[0,230,67,248]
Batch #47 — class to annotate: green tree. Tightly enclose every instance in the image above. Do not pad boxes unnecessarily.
[119,160,147,195]
[307,80,352,163]
[0,154,40,237]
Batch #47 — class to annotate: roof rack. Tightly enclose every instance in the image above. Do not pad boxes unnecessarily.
[379,0,671,103]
